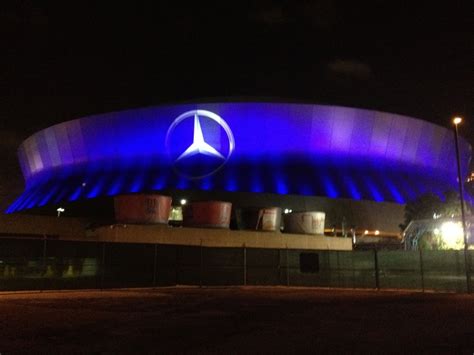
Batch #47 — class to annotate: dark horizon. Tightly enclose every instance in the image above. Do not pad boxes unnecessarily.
[0,1,472,210]
[1,2,472,135]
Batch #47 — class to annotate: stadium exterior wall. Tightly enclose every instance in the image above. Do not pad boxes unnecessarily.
[7,102,471,224]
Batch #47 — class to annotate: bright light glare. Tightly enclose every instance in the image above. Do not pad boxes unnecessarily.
[180,199,187,205]
[364,230,369,235]
[56,207,65,217]
[375,230,380,235]
[284,208,293,214]
[440,221,463,249]
[453,117,462,125]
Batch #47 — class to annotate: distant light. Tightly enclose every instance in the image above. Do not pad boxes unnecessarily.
[440,221,463,249]
[56,207,65,217]
[81,182,87,187]
[453,117,462,125]
[284,208,292,214]
[180,199,187,205]
[169,206,183,221]
[364,230,369,235]
[374,230,380,235]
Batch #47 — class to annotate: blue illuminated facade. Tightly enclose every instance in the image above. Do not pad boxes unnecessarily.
[7,102,472,213]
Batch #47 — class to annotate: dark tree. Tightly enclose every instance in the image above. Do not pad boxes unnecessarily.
[399,190,466,231]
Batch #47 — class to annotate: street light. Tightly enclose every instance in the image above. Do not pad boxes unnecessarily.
[452,116,471,293]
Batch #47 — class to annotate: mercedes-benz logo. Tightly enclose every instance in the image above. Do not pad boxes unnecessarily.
[165,110,235,179]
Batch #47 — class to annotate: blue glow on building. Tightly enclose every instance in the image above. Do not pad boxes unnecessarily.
[68,186,83,201]
[176,176,190,190]
[6,102,472,212]
[344,176,362,200]
[365,178,384,202]
[152,176,167,190]
[384,180,405,204]
[298,184,314,196]
[39,184,62,206]
[87,177,106,199]
[129,174,145,193]
[322,174,339,198]
[199,177,213,191]
[275,175,289,194]
[107,176,125,196]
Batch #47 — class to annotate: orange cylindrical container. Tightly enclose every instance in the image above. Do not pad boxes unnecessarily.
[114,194,172,224]
[183,201,232,229]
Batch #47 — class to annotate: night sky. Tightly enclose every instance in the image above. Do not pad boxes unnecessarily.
[0,1,473,209]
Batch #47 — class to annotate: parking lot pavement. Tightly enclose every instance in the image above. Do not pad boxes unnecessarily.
[0,287,473,353]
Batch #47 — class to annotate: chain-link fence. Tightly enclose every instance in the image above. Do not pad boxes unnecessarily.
[0,237,471,293]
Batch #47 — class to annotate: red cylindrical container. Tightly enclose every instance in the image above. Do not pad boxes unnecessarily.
[114,194,172,224]
[183,201,232,229]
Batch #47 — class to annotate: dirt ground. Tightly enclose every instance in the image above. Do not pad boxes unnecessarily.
[0,287,473,354]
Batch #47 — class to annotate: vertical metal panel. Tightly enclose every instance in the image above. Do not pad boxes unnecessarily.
[67,119,88,164]
[23,136,43,174]
[17,145,31,181]
[348,108,375,155]
[414,122,437,167]
[384,113,409,161]
[80,114,117,161]
[286,103,315,153]
[369,111,392,157]
[35,131,52,171]
[437,131,457,173]
[44,127,61,168]
[427,125,449,170]
[331,106,356,152]
[400,118,424,164]
[310,105,335,152]
[53,122,74,165]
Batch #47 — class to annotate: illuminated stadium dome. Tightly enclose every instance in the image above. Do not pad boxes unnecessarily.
[7,102,471,233]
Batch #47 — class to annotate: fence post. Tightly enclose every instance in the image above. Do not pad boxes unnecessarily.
[351,252,356,289]
[466,250,472,294]
[243,244,247,286]
[419,247,425,292]
[153,243,158,287]
[286,245,289,287]
[469,250,472,294]
[374,248,380,290]
[41,236,47,292]
[199,240,203,288]
[175,246,179,286]
[100,242,106,290]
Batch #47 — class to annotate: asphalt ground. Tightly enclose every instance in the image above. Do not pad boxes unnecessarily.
[0,287,473,354]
